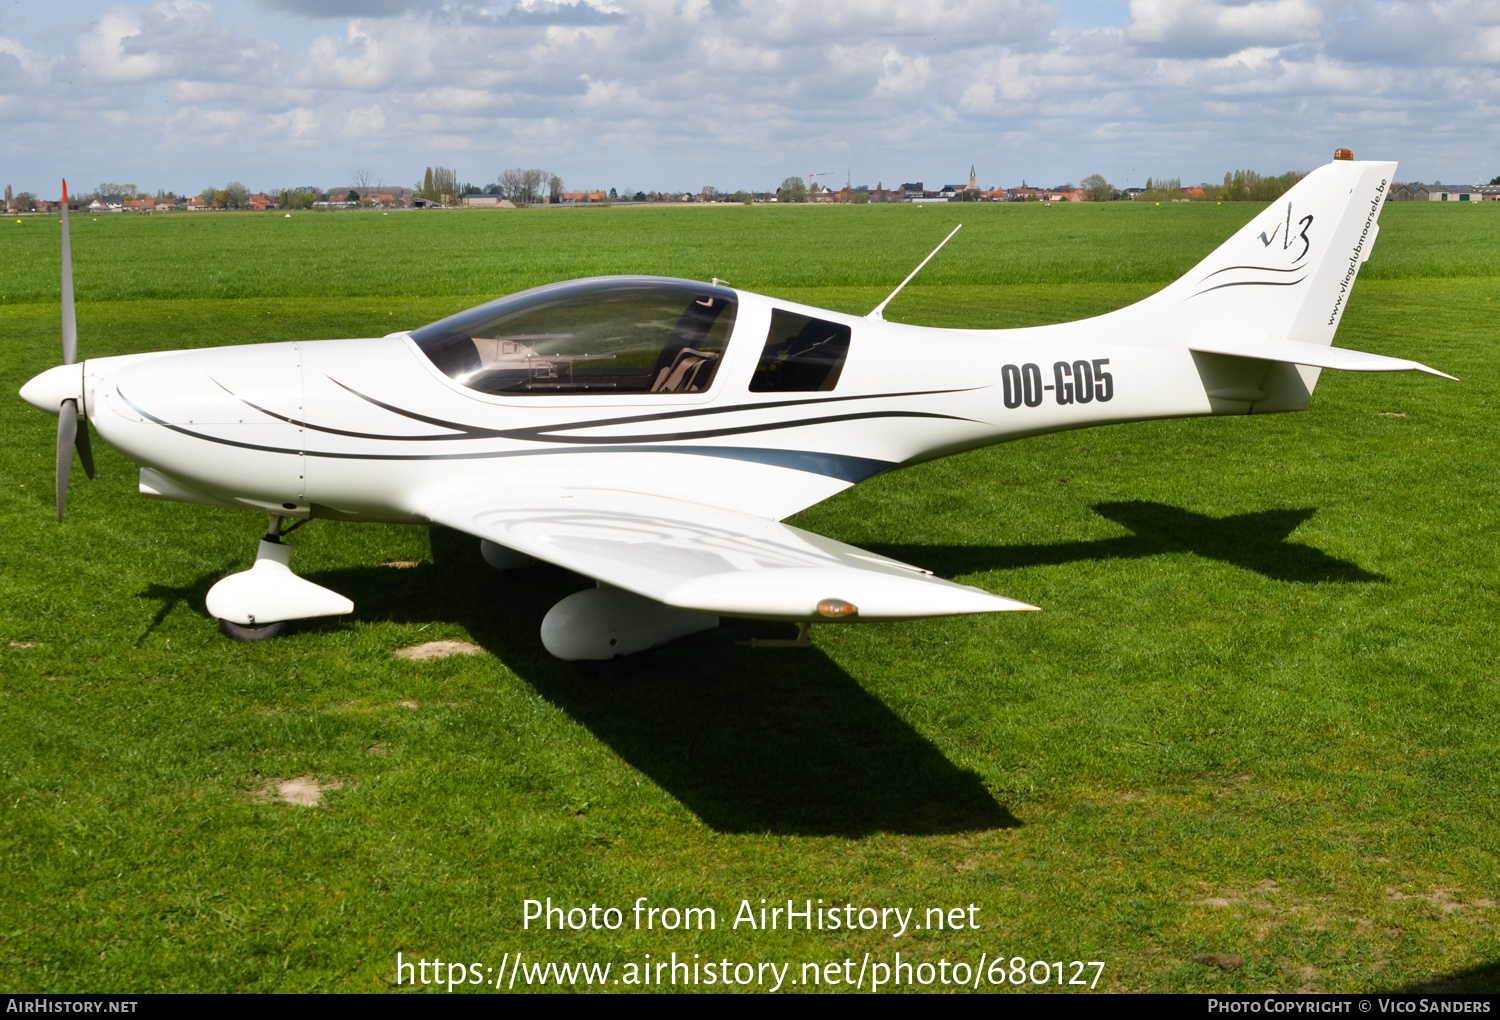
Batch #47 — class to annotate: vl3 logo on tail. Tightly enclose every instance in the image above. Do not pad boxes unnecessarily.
[1190,201,1315,298]
[1258,202,1313,264]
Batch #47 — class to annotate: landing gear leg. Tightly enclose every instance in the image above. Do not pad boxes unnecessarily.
[205,514,353,641]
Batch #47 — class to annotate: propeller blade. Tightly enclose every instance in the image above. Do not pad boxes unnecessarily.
[57,399,77,522]
[60,179,76,365]
[75,416,95,480]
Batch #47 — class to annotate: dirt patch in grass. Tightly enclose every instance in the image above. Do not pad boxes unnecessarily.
[381,560,424,568]
[399,700,420,709]
[253,775,344,807]
[1193,879,1282,909]
[393,640,484,660]
[1385,887,1492,913]
[1193,953,1243,970]
[7,641,37,649]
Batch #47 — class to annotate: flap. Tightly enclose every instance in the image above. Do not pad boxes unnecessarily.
[418,486,1037,621]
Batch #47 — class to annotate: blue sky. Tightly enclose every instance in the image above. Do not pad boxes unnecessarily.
[1,0,1496,198]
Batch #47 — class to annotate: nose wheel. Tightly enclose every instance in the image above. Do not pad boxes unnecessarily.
[219,618,291,642]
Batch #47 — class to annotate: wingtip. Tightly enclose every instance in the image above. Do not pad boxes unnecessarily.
[1416,362,1459,381]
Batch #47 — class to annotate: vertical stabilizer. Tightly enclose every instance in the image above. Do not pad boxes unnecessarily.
[1122,159,1395,348]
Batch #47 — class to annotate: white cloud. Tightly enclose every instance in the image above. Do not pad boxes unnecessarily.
[78,10,170,82]
[343,103,387,135]
[1127,0,1333,56]
[0,0,1496,195]
[269,105,319,137]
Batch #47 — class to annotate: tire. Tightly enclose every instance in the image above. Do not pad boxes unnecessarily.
[218,618,291,642]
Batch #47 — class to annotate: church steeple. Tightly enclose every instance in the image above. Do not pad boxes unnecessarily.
[969,164,977,190]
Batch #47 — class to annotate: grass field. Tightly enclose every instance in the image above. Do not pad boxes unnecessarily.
[2,201,1498,993]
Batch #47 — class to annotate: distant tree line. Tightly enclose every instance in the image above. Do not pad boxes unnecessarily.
[1138,176,1183,201]
[497,168,563,205]
[1216,170,1306,202]
[202,181,250,209]
[1071,170,1309,202]
[4,161,1342,217]
[416,166,459,204]
[777,176,808,203]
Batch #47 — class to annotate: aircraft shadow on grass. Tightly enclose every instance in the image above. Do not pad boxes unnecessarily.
[135,564,235,645]
[139,500,1380,837]
[867,501,1386,585]
[1397,959,1500,993]
[281,526,1018,839]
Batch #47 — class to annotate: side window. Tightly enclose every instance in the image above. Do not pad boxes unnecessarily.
[749,310,851,392]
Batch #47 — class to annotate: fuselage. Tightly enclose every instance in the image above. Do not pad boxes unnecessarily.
[74,282,1223,526]
[18,159,1444,654]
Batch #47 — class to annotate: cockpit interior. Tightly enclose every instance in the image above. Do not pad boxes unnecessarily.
[412,277,737,396]
[412,276,855,398]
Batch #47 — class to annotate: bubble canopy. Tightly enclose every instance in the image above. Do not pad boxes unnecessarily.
[411,277,738,396]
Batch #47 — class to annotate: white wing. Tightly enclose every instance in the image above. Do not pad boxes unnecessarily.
[417,486,1036,621]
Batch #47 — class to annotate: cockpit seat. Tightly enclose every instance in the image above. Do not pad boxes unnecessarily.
[650,348,719,394]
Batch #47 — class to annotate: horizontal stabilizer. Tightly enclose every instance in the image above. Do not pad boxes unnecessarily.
[418,486,1037,622]
[1188,338,1455,380]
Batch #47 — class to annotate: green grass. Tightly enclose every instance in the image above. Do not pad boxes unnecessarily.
[2,202,1498,993]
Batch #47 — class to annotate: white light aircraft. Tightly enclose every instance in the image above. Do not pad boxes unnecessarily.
[21,157,1451,659]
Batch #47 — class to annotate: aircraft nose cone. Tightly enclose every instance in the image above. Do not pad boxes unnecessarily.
[19,363,83,415]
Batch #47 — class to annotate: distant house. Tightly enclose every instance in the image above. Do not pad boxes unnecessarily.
[248,194,276,211]
[89,196,124,213]
[1477,185,1500,201]
[1392,182,1479,202]
[559,191,607,203]
[123,198,152,213]
[1043,187,1086,203]
[462,195,516,208]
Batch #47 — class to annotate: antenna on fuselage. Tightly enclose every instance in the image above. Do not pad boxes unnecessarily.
[867,223,961,321]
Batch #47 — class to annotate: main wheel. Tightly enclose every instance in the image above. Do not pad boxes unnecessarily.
[218,618,291,642]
